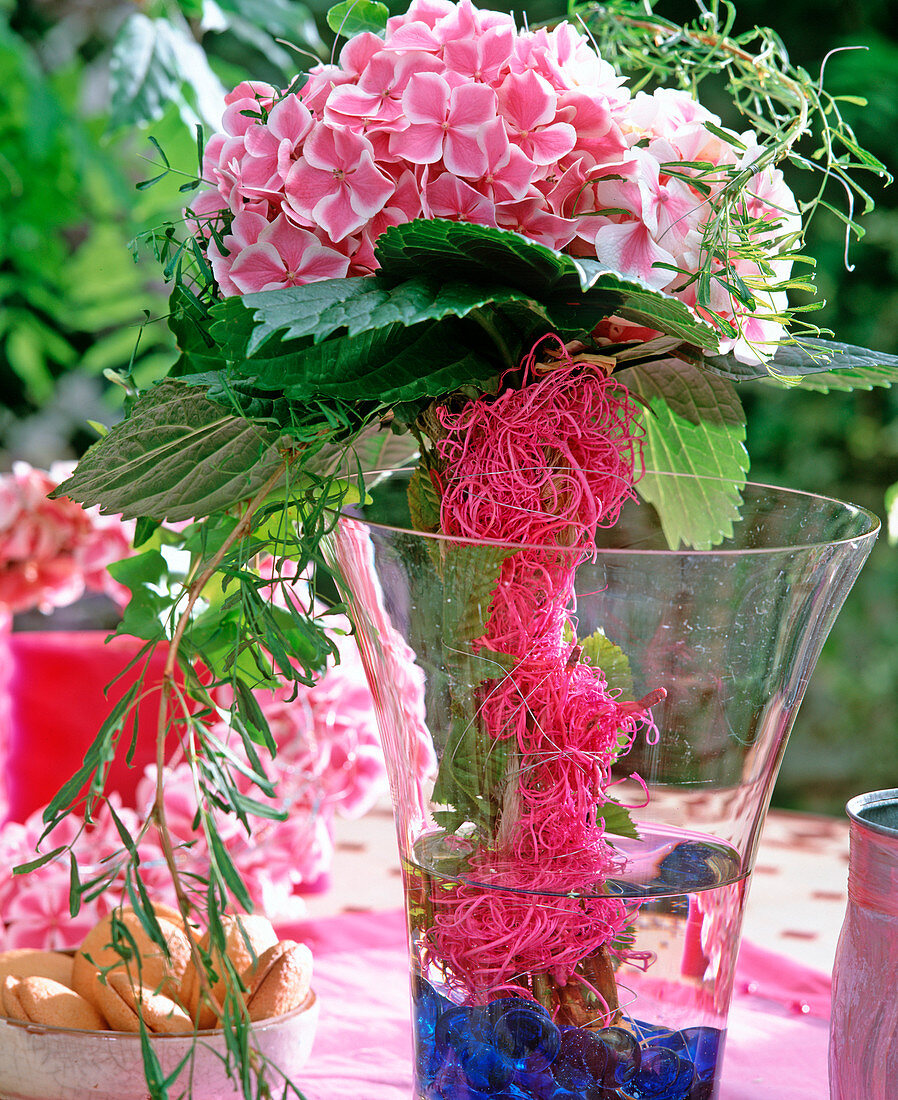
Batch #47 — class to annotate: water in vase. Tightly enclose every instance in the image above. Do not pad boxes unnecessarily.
[406,828,747,1100]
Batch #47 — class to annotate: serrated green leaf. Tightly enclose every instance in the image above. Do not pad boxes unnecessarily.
[53,381,287,522]
[231,318,500,404]
[326,0,389,36]
[374,220,719,349]
[107,550,169,642]
[579,629,633,701]
[408,466,441,533]
[626,360,748,549]
[442,542,510,648]
[598,800,640,841]
[431,716,508,830]
[212,277,534,355]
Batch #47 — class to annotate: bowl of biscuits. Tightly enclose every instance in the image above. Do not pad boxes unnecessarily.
[0,905,318,1100]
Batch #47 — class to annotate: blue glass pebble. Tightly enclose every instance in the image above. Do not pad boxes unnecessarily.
[456,1040,514,1094]
[679,1027,722,1081]
[436,1006,493,1054]
[552,1027,611,1091]
[593,1026,641,1088]
[487,997,550,1023]
[657,843,718,890]
[416,981,450,1040]
[621,1045,694,1099]
[493,1006,562,1068]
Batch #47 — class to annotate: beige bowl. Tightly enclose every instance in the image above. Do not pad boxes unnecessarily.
[0,992,318,1100]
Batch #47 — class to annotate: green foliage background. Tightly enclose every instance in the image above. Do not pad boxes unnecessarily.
[1,0,896,813]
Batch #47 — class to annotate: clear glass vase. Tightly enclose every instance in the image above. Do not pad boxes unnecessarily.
[327,473,877,1100]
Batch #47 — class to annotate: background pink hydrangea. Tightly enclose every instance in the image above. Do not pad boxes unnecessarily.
[0,462,134,615]
[192,0,799,364]
[0,599,387,947]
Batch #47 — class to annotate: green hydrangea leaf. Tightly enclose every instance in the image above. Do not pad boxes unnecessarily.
[227,319,501,404]
[579,628,634,701]
[374,220,719,349]
[53,381,287,522]
[326,0,389,37]
[212,276,533,356]
[599,799,641,841]
[625,360,748,550]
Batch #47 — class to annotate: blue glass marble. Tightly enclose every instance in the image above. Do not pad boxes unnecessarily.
[455,1040,515,1094]
[436,1006,493,1055]
[551,1027,611,1091]
[679,1027,722,1081]
[486,998,550,1023]
[621,1046,694,1099]
[657,843,718,890]
[416,979,452,1041]
[593,1026,641,1088]
[493,1005,562,1069]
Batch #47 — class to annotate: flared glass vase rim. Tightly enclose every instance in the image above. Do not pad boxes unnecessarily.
[345,468,880,557]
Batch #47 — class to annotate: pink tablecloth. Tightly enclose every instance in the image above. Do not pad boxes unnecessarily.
[286,909,831,1100]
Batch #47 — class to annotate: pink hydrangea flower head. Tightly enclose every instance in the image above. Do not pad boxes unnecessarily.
[0,463,134,614]
[325,50,445,134]
[243,94,314,183]
[182,0,797,355]
[424,171,498,225]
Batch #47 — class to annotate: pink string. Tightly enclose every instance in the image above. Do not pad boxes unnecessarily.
[426,341,662,1000]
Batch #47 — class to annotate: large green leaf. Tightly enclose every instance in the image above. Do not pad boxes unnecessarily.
[374,220,719,348]
[625,360,748,550]
[213,277,533,356]
[53,381,287,522]
[228,318,501,404]
[108,12,225,131]
[702,338,898,388]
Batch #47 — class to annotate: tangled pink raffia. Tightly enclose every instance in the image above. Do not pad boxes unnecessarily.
[425,342,662,1007]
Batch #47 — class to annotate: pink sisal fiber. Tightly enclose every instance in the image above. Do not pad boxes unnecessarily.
[427,343,661,1003]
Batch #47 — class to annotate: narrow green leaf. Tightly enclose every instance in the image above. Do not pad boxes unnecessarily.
[14,846,67,875]
[69,854,82,918]
[43,684,140,821]
[206,825,253,911]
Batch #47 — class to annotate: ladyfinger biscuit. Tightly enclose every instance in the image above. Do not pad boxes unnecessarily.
[180,913,278,1029]
[2,975,105,1030]
[0,949,74,988]
[244,941,313,1022]
[73,907,191,1014]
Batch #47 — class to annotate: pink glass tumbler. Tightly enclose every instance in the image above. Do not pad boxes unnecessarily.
[830,788,898,1098]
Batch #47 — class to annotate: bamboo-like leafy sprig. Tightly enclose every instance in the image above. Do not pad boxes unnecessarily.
[575,0,891,328]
